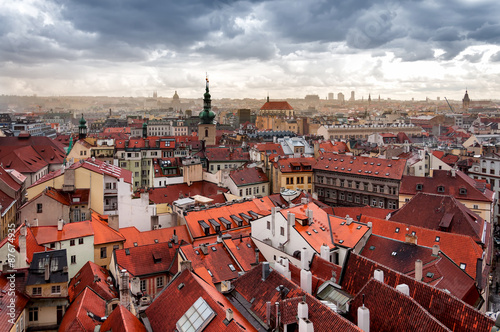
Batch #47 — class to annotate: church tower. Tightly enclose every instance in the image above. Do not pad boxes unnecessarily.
[78,114,87,140]
[462,90,470,110]
[198,76,216,146]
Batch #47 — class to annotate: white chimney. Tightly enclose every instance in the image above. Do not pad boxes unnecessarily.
[432,244,439,256]
[300,269,312,294]
[299,318,314,332]
[288,212,296,225]
[262,262,270,281]
[57,219,64,231]
[357,304,370,332]
[297,301,308,320]
[346,215,353,225]
[301,197,308,205]
[374,269,384,283]
[396,284,410,296]
[226,308,233,322]
[306,208,313,224]
[300,247,308,270]
[415,260,423,281]
[367,222,372,228]
[19,233,27,265]
[451,169,456,177]
[320,244,330,261]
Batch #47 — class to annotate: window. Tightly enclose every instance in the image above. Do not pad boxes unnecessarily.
[437,186,445,193]
[70,239,75,246]
[280,227,285,236]
[435,236,440,242]
[100,247,107,259]
[135,162,139,167]
[71,255,76,264]
[267,221,270,230]
[156,276,164,288]
[460,263,466,270]
[473,204,479,209]
[416,184,423,191]
[51,285,61,294]
[176,297,215,332]
[308,176,311,184]
[228,264,236,272]
[140,279,147,292]
[395,228,400,233]
[29,307,38,322]
[78,238,84,245]
[32,287,42,296]
[50,243,56,249]
[37,203,43,213]
[113,245,120,251]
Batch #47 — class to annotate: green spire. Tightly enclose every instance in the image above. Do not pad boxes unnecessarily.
[199,76,215,124]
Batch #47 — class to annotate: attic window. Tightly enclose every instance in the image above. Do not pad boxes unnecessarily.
[154,239,159,243]
[385,173,390,176]
[374,171,379,175]
[207,269,213,277]
[426,272,434,278]
[377,163,381,166]
[459,188,467,195]
[133,242,138,247]
[195,250,200,255]
[312,229,318,233]
[369,246,375,250]
[437,186,445,193]
[320,227,325,231]
[411,231,416,236]
[228,264,236,272]
[364,162,368,165]
[246,243,252,248]
[391,251,397,256]
[435,236,440,242]
[395,228,400,233]
[358,170,362,173]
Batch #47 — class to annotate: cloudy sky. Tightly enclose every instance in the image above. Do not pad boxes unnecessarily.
[2,0,500,101]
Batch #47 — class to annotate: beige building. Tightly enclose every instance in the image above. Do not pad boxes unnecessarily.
[317,123,423,141]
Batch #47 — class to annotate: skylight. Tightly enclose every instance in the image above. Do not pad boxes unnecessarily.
[176,297,215,332]
[228,264,236,272]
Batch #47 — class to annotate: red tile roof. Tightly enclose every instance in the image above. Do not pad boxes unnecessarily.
[119,225,191,248]
[274,157,316,173]
[222,234,265,272]
[400,169,495,203]
[390,192,486,243]
[350,279,451,331]
[0,165,23,191]
[341,253,494,332]
[0,190,15,216]
[145,181,228,205]
[229,167,269,186]
[360,215,484,280]
[181,242,241,283]
[314,154,406,180]
[114,242,180,278]
[231,263,361,331]
[145,269,256,332]
[1,224,49,264]
[68,261,118,303]
[0,274,29,330]
[332,206,392,220]
[0,136,66,167]
[31,221,94,245]
[318,141,349,154]
[251,142,285,156]
[360,235,479,305]
[184,197,275,239]
[100,305,147,332]
[58,287,106,332]
[282,203,370,252]
[260,101,293,110]
[91,213,125,245]
[204,147,250,162]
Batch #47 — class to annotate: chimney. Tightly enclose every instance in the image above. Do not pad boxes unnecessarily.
[266,302,272,326]
[357,297,370,332]
[451,168,456,177]
[415,259,423,281]
[305,208,313,224]
[301,197,308,205]
[300,247,308,270]
[288,212,296,226]
[405,233,417,245]
[199,244,209,255]
[57,219,64,231]
[180,260,193,272]
[119,269,130,308]
[216,231,222,243]
[374,269,384,283]
[262,262,270,281]
[300,269,312,294]
[367,221,373,228]
[299,318,314,332]
[19,231,27,265]
[44,263,50,281]
[346,215,353,225]
[33,218,38,227]
[396,284,410,296]
[476,258,483,290]
[108,215,119,232]
[297,301,308,320]
[275,302,280,329]
[226,308,233,323]
[172,229,178,244]
[254,248,260,265]
[320,244,330,261]
[432,244,439,256]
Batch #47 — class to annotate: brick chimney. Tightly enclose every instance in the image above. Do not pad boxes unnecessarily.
[415,259,423,281]
[180,260,193,272]
[405,233,417,245]
[432,244,439,256]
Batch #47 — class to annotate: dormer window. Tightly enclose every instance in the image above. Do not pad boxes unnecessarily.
[459,188,467,195]
[416,184,423,191]
[437,186,445,193]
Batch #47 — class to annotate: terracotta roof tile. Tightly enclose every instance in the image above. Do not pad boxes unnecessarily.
[145,269,255,332]
[204,147,250,162]
[0,274,29,330]
[58,287,106,332]
[332,206,391,220]
[274,157,316,173]
[360,215,484,280]
[146,181,228,205]
[68,261,118,303]
[314,154,406,180]
[119,225,191,248]
[229,167,269,186]
[100,305,147,332]
[260,101,293,111]
[91,213,125,245]
[0,165,23,191]
[341,253,494,332]
[222,235,265,272]
[31,221,94,245]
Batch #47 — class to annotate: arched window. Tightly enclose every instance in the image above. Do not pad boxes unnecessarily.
[205,129,208,137]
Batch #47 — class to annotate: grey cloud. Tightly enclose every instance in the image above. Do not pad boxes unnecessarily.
[462,52,484,63]
[490,51,500,62]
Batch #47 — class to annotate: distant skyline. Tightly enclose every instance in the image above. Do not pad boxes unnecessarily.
[1,0,500,101]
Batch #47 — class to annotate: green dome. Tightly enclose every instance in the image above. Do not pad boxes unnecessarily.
[79,114,86,125]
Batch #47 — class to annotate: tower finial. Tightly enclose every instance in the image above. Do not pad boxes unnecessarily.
[267,92,269,103]
[205,73,209,92]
